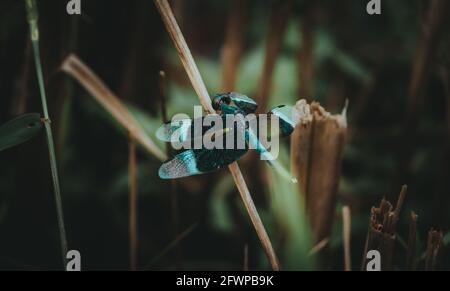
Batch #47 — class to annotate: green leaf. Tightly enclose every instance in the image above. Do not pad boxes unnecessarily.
[0,113,42,152]
[444,232,450,246]
[208,175,236,234]
[267,145,315,270]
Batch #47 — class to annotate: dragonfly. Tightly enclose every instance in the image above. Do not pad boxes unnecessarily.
[156,92,299,183]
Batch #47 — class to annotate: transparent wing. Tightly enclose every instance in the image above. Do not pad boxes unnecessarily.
[156,115,227,143]
[229,92,258,114]
[156,119,192,142]
[159,147,248,179]
[268,105,296,137]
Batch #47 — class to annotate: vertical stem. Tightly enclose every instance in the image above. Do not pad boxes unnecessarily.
[220,0,247,92]
[243,244,249,271]
[128,133,138,271]
[298,4,316,100]
[25,0,68,268]
[153,0,280,271]
[342,206,351,271]
[159,70,181,269]
[398,0,449,186]
[405,0,449,127]
[406,212,418,270]
[425,230,443,271]
[255,0,292,113]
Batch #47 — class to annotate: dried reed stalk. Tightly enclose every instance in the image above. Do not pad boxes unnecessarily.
[399,0,449,185]
[361,186,407,271]
[406,211,418,270]
[220,0,247,92]
[128,133,138,271]
[342,206,351,271]
[361,200,396,271]
[298,5,316,99]
[61,55,167,161]
[425,230,443,271]
[405,0,449,127]
[145,223,198,269]
[243,244,249,271]
[290,100,347,243]
[255,0,292,112]
[154,0,280,271]
[308,238,329,257]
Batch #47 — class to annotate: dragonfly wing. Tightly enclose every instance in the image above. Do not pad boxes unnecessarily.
[159,147,248,179]
[268,105,296,137]
[156,115,229,144]
[159,150,201,179]
[156,119,192,142]
[229,92,258,114]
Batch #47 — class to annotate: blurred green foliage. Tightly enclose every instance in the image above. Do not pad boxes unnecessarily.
[0,0,449,270]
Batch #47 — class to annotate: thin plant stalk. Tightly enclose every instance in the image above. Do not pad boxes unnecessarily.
[360,186,406,271]
[25,0,68,267]
[342,206,352,271]
[153,0,280,271]
[425,230,443,271]
[145,223,198,270]
[159,70,181,269]
[128,133,138,271]
[220,0,247,92]
[243,244,249,271]
[255,0,292,113]
[308,238,330,256]
[61,55,167,161]
[406,212,418,270]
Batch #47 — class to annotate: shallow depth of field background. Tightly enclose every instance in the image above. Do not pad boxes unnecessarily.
[0,0,449,270]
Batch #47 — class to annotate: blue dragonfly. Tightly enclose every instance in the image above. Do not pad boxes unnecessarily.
[156,92,298,183]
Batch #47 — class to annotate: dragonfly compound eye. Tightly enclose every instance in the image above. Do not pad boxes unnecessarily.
[212,94,232,111]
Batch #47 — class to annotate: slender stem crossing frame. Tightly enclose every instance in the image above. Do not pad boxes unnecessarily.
[153,0,280,270]
[25,0,68,268]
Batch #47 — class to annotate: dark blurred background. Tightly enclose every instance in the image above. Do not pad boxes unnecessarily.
[0,0,449,270]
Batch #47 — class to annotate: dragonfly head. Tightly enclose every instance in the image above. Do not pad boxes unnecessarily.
[212,93,232,111]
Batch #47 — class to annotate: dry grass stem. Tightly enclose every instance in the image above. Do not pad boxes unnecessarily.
[308,238,330,256]
[154,0,280,270]
[425,230,443,271]
[342,206,352,271]
[361,186,407,271]
[61,55,167,161]
[406,0,449,126]
[298,5,316,99]
[220,0,247,92]
[255,0,292,112]
[406,211,418,270]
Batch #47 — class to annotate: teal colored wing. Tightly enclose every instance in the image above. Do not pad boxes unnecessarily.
[156,115,232,144]
[159,147,248,179]
[268,105,296,137]
[156,119,193,143]
[229,92,258,114]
